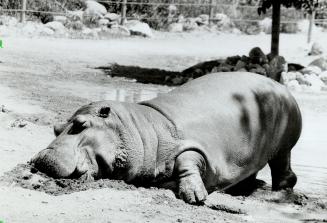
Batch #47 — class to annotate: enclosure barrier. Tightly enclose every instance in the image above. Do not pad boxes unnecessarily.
[0,0,326,41]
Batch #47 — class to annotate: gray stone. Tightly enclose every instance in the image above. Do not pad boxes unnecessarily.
[168,23,183,32]
[309,57,327,71]
[125,20,153,38]
[249,47,268,65]
[309,42,324,56]
[301,66,322,75]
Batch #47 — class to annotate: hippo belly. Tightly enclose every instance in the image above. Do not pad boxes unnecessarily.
[142,72,302,192]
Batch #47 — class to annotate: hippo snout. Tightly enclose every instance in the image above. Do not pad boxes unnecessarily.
[31,147,80,178]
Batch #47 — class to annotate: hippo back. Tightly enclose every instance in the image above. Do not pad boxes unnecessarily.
[141,72,301,190]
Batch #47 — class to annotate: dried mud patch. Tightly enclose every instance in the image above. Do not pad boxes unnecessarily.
[0,163,136,195]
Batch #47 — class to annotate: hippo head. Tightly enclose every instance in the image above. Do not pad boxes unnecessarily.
[31,103,127,180]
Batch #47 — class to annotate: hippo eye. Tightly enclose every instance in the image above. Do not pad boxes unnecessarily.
[98,107,110,118]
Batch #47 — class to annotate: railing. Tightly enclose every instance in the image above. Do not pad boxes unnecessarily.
[0,0,326,34]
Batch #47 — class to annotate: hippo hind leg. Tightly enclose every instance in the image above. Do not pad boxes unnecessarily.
[224,173,265,196]
[268,151,297,191]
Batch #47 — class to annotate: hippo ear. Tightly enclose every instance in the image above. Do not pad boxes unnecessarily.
[54,123,67,136]
[98,107,111,118]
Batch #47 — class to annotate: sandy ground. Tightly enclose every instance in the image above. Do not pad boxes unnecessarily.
[0,32,327,222]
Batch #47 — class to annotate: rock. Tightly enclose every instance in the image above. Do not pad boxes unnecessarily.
[267,55,286,81]
[104,13,120,22]
[319,71,327,84]
[215,13,232,29]
[280,71,298,84]
[301,66,322,75]
[168,23,183,32]
[67,10,84,21]
[45,21,66,33]
[110,25,131,36]
[249,66,267,76]
[53,16,68,24]
[67,21,84,30]
[225,56,241,66]
[286,80,302,91]
[125,20,153,38]
[98,18,109,26]
[0,15,18,26]
[296,73,311,86]
[249,47,268,65]
[85,0,107,16]
[244,23,261,35]
[234,60,247,71]
[259,17,272,34]
[308,57,327,71]
[195,14,209,26]
[281,23,298,33]
[309,42,324,56]
[21,22,39,35]
[40,27,55,36]
[305,74,325,91]
[183,18,198,31]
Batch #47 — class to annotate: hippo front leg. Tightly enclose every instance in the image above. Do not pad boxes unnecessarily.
[175,151,208,204]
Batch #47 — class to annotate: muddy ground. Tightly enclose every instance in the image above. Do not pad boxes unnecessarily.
[0,33,327,222]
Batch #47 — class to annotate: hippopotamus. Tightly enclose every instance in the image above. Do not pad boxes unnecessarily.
[31,72,302,204]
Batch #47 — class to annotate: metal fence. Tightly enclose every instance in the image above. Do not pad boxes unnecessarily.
[0,0,326,27]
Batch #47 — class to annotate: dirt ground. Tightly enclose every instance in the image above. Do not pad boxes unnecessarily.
[1,33,327,222]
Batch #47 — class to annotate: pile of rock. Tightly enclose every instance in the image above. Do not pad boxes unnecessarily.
[0,0,154,39]
[282,57,327,92]
[180,47,286,82]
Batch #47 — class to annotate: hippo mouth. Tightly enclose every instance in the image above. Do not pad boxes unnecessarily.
[31,147,93,179]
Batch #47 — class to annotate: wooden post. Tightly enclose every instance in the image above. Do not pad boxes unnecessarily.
[271,1,281,56]
[121,0,127,25]
[20,0,27,23]
[307,10,316,44]
[209,0,214,27]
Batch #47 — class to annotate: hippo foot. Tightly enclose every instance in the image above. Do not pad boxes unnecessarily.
[178,174,208,204]
[272,170,297,191]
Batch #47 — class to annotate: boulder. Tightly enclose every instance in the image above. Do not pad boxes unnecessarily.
[319,71,327,84]
[296,74,311,86]
[267,55,286,81]
[45,21,66,33]
[280,71,298,84]
[215,13,232,29]
[40,26,55,36]
[110,25,131,36]
[125,20,153,38]
[286,80,302,91]
[53,16,68,24]
[281,23,298,33]
[234,60,247,71]
[99,18,110,26]
[0,15,18,26]
[67,10,84,21]
[195,14,209,26]
[249,47,268,64]
[183,18,198,31]
[309,42,324,56]
[168,22,183,32]
[304,74,325,91]
[259,17,272,34]
[85,0,107,16]
[301,65,322,76]
[309,57,327,71]
[67,21,84,30]
[104,13,120,22]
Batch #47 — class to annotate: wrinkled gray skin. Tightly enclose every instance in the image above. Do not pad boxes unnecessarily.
[31,72,302,204]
